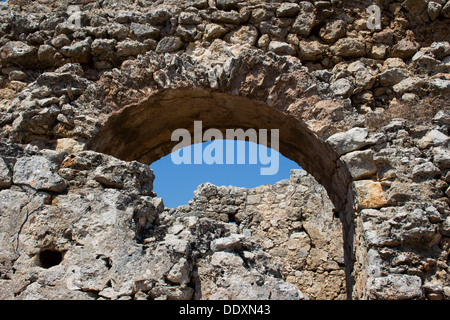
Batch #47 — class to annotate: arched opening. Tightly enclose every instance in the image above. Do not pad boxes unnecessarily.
[87,87,356,297]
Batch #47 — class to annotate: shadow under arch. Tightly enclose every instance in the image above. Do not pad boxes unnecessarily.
[87,87,356,298]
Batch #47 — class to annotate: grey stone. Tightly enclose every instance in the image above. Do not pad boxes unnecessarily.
[176,25,197,42]
[114,10,135,24]
[429,78,450,92]
[276,3,300,18]
[166,258,191,285]
[326,127,369,156]
[250,8,272,23]
[368,275,423,300]
[267,41,296,56]
[434,110,450,124]
[390,39,420,59]
[204,23,227,41]
[412,161,440,178]
[331,37,366,58]
[425,206,442,223]
[418,130,449,148]
[291,1,315,36]
[178,12,202,25]
[211,10,241,24]
[61,38,92,62]
[91,39,117,56]
[50,34,72,49]
[341,150,376,180]
[9,70,27,81]
[107,23,130,40]
[428,41,450,59]
[360,207,440,247]
[210,234,244,251]
[216,0,239,11]
[393,77,428,94]
[319,20,346,43]
[0,41,37,66]
[13,156,66,192]
[116,40,147,57]
[129,22,160,40]
[299,40,328,61]
[378,68,408,86]
[156,37,184,53]
[432,147,450,169]
[147,9,171,25]
[412,50,442,70]
[330,78,354,97]
[211,251,244,268]
[37,44,58,67]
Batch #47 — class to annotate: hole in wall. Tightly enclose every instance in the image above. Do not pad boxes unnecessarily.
[38,249,63,269]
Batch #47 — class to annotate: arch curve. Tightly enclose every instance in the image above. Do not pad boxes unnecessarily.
[84,51,357,295]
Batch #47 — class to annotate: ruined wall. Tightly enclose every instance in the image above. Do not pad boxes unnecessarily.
[0,0,449,300]
[169,169,345,300]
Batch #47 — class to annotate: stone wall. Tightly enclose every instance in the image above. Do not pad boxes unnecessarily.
[169,169,346,299]
[0,0,449,300]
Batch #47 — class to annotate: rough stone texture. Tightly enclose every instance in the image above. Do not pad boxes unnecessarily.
[0,0,449,301]
[168,169,346,300]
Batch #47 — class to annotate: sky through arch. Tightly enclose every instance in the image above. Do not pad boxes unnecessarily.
[150,140,302,208]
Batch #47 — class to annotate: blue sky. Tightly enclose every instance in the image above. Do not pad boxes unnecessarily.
[150,140,301,208]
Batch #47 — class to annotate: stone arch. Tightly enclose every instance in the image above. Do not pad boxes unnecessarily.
[83,50,357,295]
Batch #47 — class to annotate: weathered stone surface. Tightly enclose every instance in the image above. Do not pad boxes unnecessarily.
[91,39,117,56]
[393,77,428,94]
[368,275,423,300]
[360,206,440,247]
[330,78,354,97]
[0,41,37,66]
[418,130,449,149]
[130,22,160,40]
[210,234,244,252]
[0,0,449,302]
[13,156,66,192]
[326,127,369,156]
[116,40,147,57]
[156,37,184,53]
[319,20,346,43]
[331,38,366,58]
[61,38,92,62]
[341,150,376,180]
[276,3,300,18]
[268,40,296,56]
[412,161,440,178]
[390,39,420,60]
[37,45,59,67]
[299,40,328,61]
[355,180,388,209]
[224,25,258,46]
[432,147,450,169]
[378,68,408,86]
[291,1,315,36]
[204,23,227,41]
